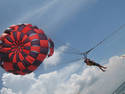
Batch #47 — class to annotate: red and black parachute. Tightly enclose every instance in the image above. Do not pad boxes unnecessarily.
[0,24,54,75]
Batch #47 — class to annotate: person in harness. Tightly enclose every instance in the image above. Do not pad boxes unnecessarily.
[84,58,107,72]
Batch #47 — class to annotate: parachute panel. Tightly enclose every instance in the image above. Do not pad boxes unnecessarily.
[0,24,54,75]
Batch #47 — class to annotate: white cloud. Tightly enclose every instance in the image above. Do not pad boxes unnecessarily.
[1,73,36,94]
[44,45,68,67]
[1,88,16,94]
[1,55,125,94]
[0,45,81,94]
[82,56,125,94]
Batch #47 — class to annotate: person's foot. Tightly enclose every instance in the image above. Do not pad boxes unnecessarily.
[99,67,106,72]
[102,66,107,69]
[102,69,106,72]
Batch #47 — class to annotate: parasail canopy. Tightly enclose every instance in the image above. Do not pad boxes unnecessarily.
[0,23,54,75]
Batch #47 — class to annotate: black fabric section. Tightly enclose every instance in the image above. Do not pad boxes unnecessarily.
[32,60,41,66]
[6,36,13,42]
[22,60,31,68]
[13,72,20,75]
[8,70,15,73]
[29,33,37,37]
[26,30,36,36]
[4,29,11,35]
[20,32,24,41]
[24,46,30,50]
[39,34,47,40]
[18,24,25,32]
[10,53,14,62]
[0,52,11,62]
[23,38,30,44]
[40,47,48,55]
[22,69,32,73]
[31,40,40,46]
[13,63,20,71]
[10,70,22,75]
[8,49,13,53]
[0,65,3,68]
[2,43,11,47]
[13,31,17,41]
[32,26,39,29]
[16,53,21,62]
[49,39,54,48]
[21,51,27,57]
[29,51,38,58]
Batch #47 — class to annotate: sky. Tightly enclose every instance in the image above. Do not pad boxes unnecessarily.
[0,0,125,94]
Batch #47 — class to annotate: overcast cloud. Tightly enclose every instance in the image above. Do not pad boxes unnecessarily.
[1,45,125,94]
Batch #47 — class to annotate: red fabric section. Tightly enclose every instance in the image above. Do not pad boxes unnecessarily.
[25,24,32,27]
[0,48,11,53]
[10,48,16,52]
[39,29,44,34]
[37,54,46,61]
[22,35,28,43]
[31,46,40,52]
[17,32,21,41]
[9,52,14,58]
[24,42,31,47]
[40,40,48,48]
[15,71,25,75]
[28,65,37,71]
[34,29,44,34]
[17,62,25,70]
[13,54,17,63]
[3,62,13,71]
[10,33,15,41]
[22,49,30,54]
[19,52,24,61]
[0,34,11,53]
[4,38,12,45]
[22,26,32,34]
[29,34,39,40]
[9,25,19,31]
[25,55,35,64]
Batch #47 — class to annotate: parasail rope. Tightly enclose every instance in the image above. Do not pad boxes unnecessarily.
[81,24,125,57]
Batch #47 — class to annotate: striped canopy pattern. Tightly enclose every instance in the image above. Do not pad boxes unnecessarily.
[0,24,54,75]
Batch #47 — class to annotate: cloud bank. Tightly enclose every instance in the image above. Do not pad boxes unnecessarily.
[1,44,125,94]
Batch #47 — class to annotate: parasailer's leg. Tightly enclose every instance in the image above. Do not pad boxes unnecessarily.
[98,67,106,72]
[94,63,107,72]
